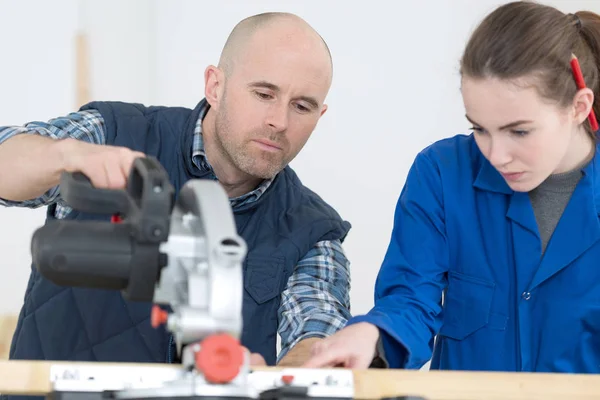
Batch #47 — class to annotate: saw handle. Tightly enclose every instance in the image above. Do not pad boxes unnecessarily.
[59,171,131,215]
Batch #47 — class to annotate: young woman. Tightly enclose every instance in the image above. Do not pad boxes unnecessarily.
[304,1,600,372]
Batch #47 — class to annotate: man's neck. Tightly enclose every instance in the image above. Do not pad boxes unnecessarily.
[211,166,262,198]
[201,109,263,198]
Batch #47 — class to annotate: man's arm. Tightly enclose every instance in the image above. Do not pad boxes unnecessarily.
[277,239,351,366]
[0,110,106,205]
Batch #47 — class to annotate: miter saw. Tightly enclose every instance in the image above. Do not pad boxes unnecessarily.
[29,156,356,400]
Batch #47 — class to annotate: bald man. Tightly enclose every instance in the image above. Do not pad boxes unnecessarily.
[0,11,352,386]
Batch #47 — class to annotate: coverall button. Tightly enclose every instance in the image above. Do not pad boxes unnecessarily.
[522,291,531,300]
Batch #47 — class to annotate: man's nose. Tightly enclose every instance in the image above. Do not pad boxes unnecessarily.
[265,102,289,132]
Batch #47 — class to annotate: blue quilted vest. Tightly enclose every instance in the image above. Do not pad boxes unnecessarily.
[5,100,351,399]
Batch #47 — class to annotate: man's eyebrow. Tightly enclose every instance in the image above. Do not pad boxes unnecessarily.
[248,80,279,91]
[248,81,319,109]
[465,114,532,131]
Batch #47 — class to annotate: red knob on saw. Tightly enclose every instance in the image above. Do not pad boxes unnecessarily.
[195,334,244,384]
[151,305,168,328]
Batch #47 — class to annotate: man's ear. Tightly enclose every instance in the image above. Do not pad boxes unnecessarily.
[572,87,595,127]
[319,104,328,118]
[204,65,225,108]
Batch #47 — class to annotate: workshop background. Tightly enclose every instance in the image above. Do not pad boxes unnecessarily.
[1,0,598,359]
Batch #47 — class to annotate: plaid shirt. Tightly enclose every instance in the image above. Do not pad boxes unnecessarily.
[0,104,351,361]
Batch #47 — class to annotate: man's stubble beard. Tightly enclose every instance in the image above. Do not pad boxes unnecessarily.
[214,105,286,180]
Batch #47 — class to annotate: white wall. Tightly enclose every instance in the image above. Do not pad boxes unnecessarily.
[150,0,600,315]
[1,0,598,322]
[0,0,154,315]
[152,0,489,317]
[0,0,77,315]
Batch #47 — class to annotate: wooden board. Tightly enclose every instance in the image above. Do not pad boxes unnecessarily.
[0,314,17,360]
[1,360,599,399]
[75,32,90,108]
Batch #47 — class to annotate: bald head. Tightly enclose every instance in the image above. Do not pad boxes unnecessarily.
[218,12,333,83]
[202,12,334,186]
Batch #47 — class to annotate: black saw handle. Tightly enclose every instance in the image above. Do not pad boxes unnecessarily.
[59,171,131,215]
[31,156,175,301]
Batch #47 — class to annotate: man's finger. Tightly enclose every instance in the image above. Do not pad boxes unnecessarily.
[241,346,266,366]
[302,347,346,368]
[250,353,267,366]
[105,159,127,189]
[310,340,326,355]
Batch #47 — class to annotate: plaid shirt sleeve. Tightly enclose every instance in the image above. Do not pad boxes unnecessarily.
[277,238,352,362]
[0,109,106,209]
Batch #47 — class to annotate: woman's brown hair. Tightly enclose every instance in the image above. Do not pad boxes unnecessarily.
[460,1,600,138]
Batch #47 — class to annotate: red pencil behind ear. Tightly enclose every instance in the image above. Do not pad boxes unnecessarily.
[570,55,599,132]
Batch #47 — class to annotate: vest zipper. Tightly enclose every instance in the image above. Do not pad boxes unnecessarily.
[167,334,174,363]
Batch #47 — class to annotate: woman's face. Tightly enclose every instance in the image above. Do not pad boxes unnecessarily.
[461,76,593,192]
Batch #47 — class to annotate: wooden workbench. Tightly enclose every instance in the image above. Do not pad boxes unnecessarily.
[0,360,599,399]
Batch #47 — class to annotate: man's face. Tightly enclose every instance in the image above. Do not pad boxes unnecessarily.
[210,27,331,180]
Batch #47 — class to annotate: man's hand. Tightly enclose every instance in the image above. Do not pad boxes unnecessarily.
[61,138,146,189]
[249,352,267,366]
[242,346,267,366]
[0,134,144,202]
[277,337,323,367]
[302,322,380,368]
[244,338,323,367]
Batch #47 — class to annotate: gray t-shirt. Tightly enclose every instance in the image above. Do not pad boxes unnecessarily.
[528,168,583,254]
